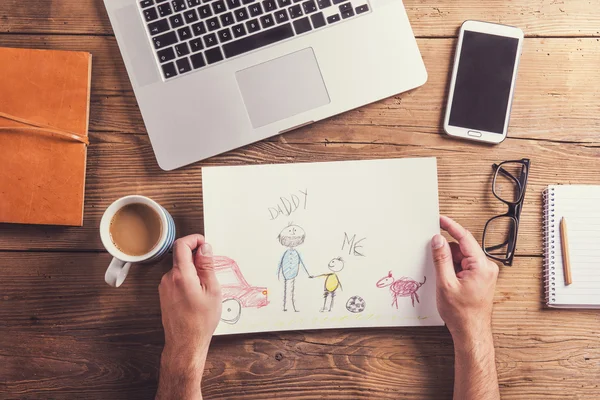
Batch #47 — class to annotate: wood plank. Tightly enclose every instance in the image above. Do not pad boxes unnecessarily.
[1,252,599,399]
[0,131,599,252]
[2,0,600,37]
[0,35,598,142]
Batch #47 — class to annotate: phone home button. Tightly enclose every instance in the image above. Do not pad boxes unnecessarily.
[467,130,482,138]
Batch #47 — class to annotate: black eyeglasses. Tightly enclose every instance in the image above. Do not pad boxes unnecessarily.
[482,159,530,266]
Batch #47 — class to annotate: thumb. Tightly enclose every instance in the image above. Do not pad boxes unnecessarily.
[431,234,458,285]
[193,243,220,293]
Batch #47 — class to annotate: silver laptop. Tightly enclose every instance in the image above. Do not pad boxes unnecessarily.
[104,0,427,170]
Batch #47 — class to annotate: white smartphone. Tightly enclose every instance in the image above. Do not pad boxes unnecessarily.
[444,21,524,144]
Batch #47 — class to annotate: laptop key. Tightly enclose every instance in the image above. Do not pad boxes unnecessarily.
[235,7,249,21]
[310,12,325,28]
[144,8,159,21]
[205,47,224,63]
[141,0,154,8]
[187,0,202,5]
[212,0,226,13]
[242,0,255,4]
[148,18,170,35]
[289,5,302,18]
[153,31,178,49]
[175,42,190,56]
[227,0,241,8]
[192,21,207,35]
[184,9,199,22]
[326,13,339,23]
[176,57,192,73]
[262,0,277,11]
[274,9,289,23]
[169,13,184,27]
[207,16,221,30]
[171,0,187,11]
[355,4,368,13]
[341,8,353,18]
[218,28,233,42]
[260,13,275,28]
[157,3,173,16]
[248,3,263,17]
[220,12,235,26]
[223,23,294,58]
[293,16,311,34]
[277,0,291,7]
[178,26,192,40]
[302,0,316,13]
[162,62,177,78]
[203,32,218,47]
[245,18,260,32]
[157,46,176,63]
[338,2,351,12]
[317,0,331,7]
[190,53,206,69]
[198,5,212,18]
[189,38,204,51]
[232,23,247,37]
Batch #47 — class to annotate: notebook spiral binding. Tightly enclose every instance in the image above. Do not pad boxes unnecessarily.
[543,187,557,305]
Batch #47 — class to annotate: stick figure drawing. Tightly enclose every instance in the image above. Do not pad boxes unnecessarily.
[311,257,344,312]
[277,223,312,312]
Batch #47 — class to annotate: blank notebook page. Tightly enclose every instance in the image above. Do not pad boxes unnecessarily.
[544,185,600,308]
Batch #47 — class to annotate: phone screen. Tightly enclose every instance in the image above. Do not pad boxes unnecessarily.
[449,31,520,134]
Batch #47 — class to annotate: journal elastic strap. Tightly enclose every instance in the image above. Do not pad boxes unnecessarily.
[0,111,89,145]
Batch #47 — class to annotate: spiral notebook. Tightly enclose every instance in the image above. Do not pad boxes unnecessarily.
[543,185,600,309]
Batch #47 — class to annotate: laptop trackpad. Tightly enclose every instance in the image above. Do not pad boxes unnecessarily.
[236,48,330,129]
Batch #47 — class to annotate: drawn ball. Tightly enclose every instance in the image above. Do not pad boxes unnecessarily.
[221,299,242,324]
[346,296,366,313]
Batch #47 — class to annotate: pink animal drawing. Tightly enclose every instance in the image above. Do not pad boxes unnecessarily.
[376,271,426,308]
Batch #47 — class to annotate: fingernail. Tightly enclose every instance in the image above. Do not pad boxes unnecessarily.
[431,235,445,249]
[199,243,213,256]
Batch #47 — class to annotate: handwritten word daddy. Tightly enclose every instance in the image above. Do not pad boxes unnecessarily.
[268,189,308,220]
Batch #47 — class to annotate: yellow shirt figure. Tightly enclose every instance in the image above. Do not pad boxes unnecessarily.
[313,257,344,312]
[324,273,340,292]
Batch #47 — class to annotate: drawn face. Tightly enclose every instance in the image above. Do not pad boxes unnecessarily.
[328,257,344,272]
[376,272,394,288]
[278,225,306,247]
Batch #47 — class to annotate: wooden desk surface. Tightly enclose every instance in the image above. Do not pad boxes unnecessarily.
[1,1,599,399]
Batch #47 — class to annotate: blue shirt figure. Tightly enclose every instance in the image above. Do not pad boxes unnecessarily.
[277,224,310,312]
[278,248,309,280]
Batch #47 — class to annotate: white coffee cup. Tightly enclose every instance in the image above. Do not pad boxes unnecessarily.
[100,195,176,287]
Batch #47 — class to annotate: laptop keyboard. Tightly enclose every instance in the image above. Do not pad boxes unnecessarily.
[139,0,371,80]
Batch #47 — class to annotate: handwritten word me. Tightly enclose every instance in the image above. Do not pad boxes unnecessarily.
[342,232,366,257]
[268,189,308,220]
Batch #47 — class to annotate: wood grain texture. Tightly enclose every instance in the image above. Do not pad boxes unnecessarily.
[1,253,598,399]
[0,131,598,251]
[0,35,598,142]
[2,0,600,37]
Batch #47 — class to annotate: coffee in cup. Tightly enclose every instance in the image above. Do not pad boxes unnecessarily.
[100,195,176,287]
[109,203,162,256]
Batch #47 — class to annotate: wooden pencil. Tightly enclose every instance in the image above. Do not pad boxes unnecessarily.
[560,217,573,285]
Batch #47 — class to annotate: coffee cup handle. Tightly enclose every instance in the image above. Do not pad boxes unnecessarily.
[105,258,132,288]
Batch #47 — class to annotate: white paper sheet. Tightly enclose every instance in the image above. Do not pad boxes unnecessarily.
[202,157,444,335]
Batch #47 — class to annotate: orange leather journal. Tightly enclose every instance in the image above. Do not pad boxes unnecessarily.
[0,47,92,226]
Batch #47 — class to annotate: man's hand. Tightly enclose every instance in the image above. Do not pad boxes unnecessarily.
[431,215,500,400]
[156,235,222,400]
[432,215,499,338]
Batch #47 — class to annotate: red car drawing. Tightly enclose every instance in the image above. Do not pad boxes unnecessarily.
[214,256,269,324]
